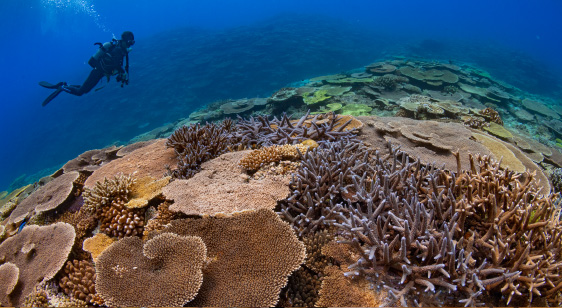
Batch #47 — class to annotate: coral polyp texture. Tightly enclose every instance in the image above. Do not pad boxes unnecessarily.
[59,259,97,304]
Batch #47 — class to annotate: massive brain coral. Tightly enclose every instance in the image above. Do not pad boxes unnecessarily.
[95,233,206,307]
[159,209,306,307]
[0,222,75,306]
[163,151,290,216]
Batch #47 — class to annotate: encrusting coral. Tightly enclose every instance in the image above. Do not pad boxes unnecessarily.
[95,233,206,307]
[82,233,116,262]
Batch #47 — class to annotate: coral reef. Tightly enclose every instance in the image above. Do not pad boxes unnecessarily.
[143,200,177,236]
[82,173,135,212]
[0,262,19,306]
[63,146,122,173]
[549,168,562,193]
[280,138,371,236]
[329,147,560,306]
[82,233,116,262]
[125,176,170,209]
[98,196,145,238]
[479,107,504,125]
[95,233,206,307]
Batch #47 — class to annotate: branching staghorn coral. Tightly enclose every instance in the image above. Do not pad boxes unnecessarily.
[281,137,562,306]
[165,119,237,179]
[332,148,561,306]
[235,111,358,148]
[279,138,371,237]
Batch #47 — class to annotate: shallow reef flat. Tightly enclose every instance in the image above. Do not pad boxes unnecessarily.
[2,58,562,307]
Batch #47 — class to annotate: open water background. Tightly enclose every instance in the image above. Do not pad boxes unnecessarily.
[1,0,561,191]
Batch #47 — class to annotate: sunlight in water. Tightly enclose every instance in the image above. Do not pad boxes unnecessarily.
[41,0,110,32]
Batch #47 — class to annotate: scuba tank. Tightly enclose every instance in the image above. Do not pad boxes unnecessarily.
[88,40,117,71]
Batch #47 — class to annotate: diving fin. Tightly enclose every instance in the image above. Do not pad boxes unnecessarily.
[39,81,64,89]
[42,88,63,106]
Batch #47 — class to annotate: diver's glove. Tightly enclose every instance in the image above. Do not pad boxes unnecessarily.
[116,72,129,86]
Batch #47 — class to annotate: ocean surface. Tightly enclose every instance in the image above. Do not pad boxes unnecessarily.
[1,0,561,191]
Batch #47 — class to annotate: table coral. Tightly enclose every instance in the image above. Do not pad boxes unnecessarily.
[159,209,305,307]
[0,222,75,306]
[8,171,79,224]
[83,139,175,188]
[163,151,290,216]
[0,262,19,306]
[95,233,206,307]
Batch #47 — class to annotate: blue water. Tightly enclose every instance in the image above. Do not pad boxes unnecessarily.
[1,0,562,191]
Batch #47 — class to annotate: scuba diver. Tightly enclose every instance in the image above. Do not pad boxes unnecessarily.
[39,31,135,106]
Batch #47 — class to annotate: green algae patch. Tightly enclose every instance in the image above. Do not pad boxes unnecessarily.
[483,122,513,140]
[310,103,343,115]
[341,104,372,116]
[303,90,331,105]
[320,85,352,96]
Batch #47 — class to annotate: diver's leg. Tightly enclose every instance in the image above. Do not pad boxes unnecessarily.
[63,69,105,96]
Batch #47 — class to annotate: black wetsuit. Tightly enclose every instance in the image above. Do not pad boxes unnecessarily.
[64,41,128,96]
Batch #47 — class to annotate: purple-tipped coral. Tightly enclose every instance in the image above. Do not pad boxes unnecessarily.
[279,138,371,237]
[166,119,237,179]
[235,112,358,148]
[280,136,561,306]
[331,147,561,306]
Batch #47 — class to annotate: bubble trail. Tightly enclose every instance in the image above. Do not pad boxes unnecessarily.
[41,0,110,32]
